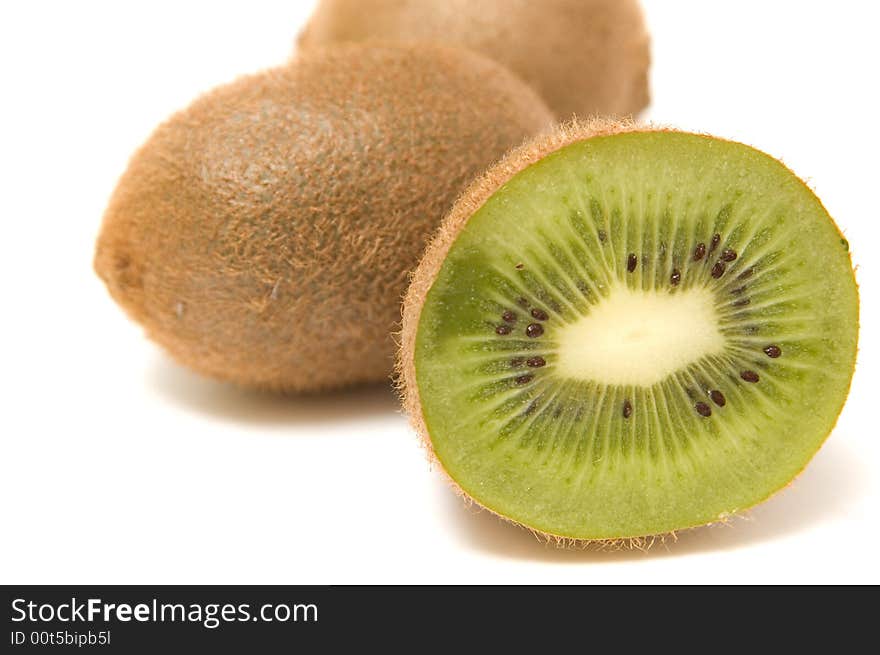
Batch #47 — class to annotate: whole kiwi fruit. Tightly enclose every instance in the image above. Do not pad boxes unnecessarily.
[298,0,651,121]
[94,43,552,391]
[400,119,858,542]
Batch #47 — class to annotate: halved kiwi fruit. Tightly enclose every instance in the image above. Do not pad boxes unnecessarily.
[400,120,859,542]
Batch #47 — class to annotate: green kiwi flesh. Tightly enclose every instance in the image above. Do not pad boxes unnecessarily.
[407,127,858,540]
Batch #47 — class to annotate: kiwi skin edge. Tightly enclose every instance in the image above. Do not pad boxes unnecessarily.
[396,118,859,549]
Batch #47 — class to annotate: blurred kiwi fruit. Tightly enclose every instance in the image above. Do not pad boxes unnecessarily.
[95,43,552,391]
[298,0,651,121]
[400,119,858,541]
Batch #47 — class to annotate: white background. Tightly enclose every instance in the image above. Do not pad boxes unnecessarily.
[1,1,877,584]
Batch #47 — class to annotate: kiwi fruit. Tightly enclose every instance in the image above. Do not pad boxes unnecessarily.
[399,119,859,542]
[94,43,552,392]
[298,0,651,121]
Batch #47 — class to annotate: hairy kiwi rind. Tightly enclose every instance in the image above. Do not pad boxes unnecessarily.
[298,0,651,121]
[397,118,858,547]
[94,43,553,392]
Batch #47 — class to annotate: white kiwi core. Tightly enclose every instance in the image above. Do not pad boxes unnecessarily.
[555,284,725,387]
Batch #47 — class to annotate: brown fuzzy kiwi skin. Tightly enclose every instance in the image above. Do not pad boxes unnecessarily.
[298,0,651,121]
[397,118,859,548]
[94,43,553,392]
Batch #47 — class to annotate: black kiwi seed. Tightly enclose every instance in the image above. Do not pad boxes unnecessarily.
[711,261,726,278]
[720,248,737,262]
[627,253,637,272]
[517,297,529,308]
[695,402,712,417]
[526,356,546,368]
[710,233,721,253]
[733,298,750,307]
[525,323,544,338]
[741,370,760,383]
[763,345,782,358]
[597,229,607,242]
[731,285,747,295]
[515,374,534,385]
[693,243,706,261]
[530,308,549,321]
[623,400,632,419]
[502,310,517,323]
[670,269,681,286]
[710,390,726,407]
[495,325,511,335]
[737,267,755,280]
[515,263,524,270]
